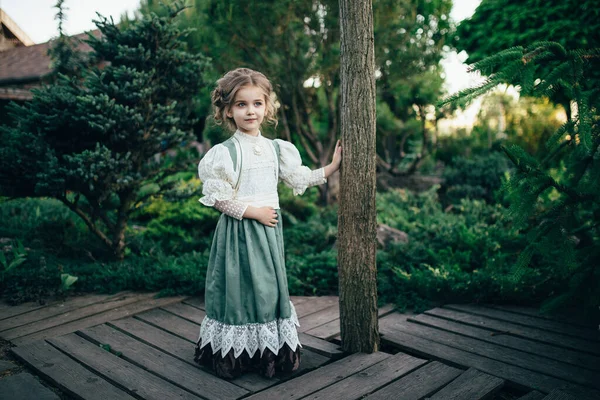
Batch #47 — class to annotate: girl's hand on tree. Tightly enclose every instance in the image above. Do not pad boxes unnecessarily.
[245,206,279,227]
[324,140,342,178]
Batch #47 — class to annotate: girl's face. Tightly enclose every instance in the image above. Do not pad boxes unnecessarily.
[227,85,266,136]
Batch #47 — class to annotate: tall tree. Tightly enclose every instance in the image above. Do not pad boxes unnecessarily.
[138,0,453,203]
[0,3,209,260]
[338,0,379,352]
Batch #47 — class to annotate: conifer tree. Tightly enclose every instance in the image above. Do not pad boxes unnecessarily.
[440,42,600,316]
[0,2,209,260]
[47,0,87,78]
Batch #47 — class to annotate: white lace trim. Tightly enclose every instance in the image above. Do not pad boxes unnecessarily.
[199,178,235,206]
[197,301,302,359]
[214,199,248,220]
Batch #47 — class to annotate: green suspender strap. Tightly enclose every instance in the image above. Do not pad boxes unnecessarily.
[221,137,281,195]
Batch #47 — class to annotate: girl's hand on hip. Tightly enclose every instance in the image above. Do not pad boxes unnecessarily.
[256,206,279,227]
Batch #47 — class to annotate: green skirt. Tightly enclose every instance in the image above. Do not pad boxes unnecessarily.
[196,209,302,360]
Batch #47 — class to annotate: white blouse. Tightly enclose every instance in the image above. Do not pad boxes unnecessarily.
[198,130,326,219]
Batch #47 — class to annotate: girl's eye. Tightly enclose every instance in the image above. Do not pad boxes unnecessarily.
[255,102,263,107]
[237,102,245,107]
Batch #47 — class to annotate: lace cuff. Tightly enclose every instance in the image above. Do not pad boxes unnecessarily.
[199,179,235,206]
[288,167,327,196]
[197,301,302,359]
[308,167,327,187]
[214,199,248,220]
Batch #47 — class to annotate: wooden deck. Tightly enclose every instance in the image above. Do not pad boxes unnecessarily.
[0,291,599,400]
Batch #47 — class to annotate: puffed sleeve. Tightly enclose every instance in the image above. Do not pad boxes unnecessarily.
[198,144,235,205]
[198,145,248,220]
[275,139,327,196]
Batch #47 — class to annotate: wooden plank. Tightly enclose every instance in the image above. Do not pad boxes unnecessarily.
[289,296,311,305]
[47,333,202,400]
[377,303,397,317]
[160,302,206,325]
[542,389,579,400]
[11,340,136,400]
[181,296,205,310]
[78,323,248,400]
[109,317,195,357]
[547,385,600,400]
[0,292,132,333]
[2,292,157,340]
[296,348,330,373]
[293,296,338,318]
[0,301,47,321]
[380,323,594,395]
[381,314,599,390]
[410,313,600,372]
[427,367,504,400]
[134,308,199,342]
[298,332,344,359]
[302,352,428,400]
[366,361,462,400]
[245,351,391,400]
[299,304,340,333]
[0,360,17,373]
[305,303,399,339]
[444,304,600,343]
[224,347,330,393]
[424,307,600,357]
[11,294,187,346]
[108,316,328,393]
[305,317,340,339]
[484,303,595,329]
[518,391,545,400]
[0,372,60,400]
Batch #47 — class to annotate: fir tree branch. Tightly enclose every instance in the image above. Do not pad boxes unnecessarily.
[540,140,569,168]
[570,136,600,187]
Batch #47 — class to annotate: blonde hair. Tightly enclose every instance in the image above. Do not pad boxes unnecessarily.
[211,68,278,131]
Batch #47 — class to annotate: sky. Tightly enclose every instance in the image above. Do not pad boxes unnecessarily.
[1,0,483,129]
[0,0,141,43]
[1,0,481,45]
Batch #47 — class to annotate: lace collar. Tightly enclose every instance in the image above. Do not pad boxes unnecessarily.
[234,129,262,143]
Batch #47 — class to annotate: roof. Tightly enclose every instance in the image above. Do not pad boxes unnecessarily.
[0,30,101,86]
[0,8,35,47]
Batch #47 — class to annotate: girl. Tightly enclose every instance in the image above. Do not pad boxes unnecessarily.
[194,68,342,379]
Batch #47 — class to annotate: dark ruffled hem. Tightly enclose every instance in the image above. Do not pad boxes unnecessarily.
[194,341,301,379]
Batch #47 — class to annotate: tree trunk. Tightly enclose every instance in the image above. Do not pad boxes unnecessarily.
[113,189,135,260]
[338,0,379,353]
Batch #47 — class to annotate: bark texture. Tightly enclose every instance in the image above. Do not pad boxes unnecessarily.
[338,0,379,353]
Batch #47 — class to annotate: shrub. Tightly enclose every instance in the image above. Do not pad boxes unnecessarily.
[439,151,512,206]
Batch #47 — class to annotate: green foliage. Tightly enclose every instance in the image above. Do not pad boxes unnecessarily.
[1,248,209,304]
[131,193,220,255]
[440,151,512,205]
[0,3,210,259]
[441,41,600,316]
[455,0,600,64]
[47,1,88,77]
[376,188,554,312]
[455,2,600,109]
[283,196,339,295]
[0,239,28,285]
[60,273,78,291]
